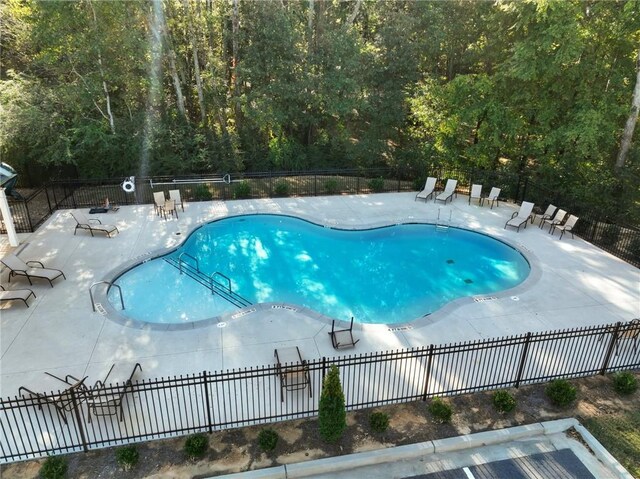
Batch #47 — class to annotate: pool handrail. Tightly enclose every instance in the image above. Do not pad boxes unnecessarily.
[90,281,124,312]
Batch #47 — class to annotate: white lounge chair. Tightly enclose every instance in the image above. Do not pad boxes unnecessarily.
[169,189,184,211]
[485,187,501,209]
[504,201,535,232]
[434,179,457,204]
[0,253,66,287]
[415,177,437,202]
[70,211,119,238]
[469,184,482,205]
[537,204,558,228]
[543,209,567,232]
[551,214,579,240]
[0,285,36,307]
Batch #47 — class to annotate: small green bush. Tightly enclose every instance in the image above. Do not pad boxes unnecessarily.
[600,224,619,246]
[368,177,385,193]
[233,181,251,199]
[413,178,426,191]
[274,180,290,196]
[492,390,517,413]
[369,411,390,433]
[318,365,347,443]
[612,371,638,395]
[39,456,67,479]
[324,178,339,194]
[257,428,279,452]
[184,433,209,459]
[115,445,139,471]
[428,397,453,423]
[545,379,577,407]
[192,184,213,201]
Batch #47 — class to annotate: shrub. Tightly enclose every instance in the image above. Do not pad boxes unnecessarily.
[257,428,279,452]
[492,390,517,413]
[318,365,346,443]
[428,397,453,423]
[612,371,638,395]
[600,224,619,246]
[233,181,251,199]
[545,379,577,407]
[274,180,290,196]
[413,177,426,191]
[192,184,213,201]
[368,177,385,193]
[324,178,339,194]
[115,445,139,471]
[369,411,390,433]
[39,456,67,479]
[184,433,209,459]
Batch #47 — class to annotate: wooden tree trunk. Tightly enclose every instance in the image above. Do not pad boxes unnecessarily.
[231,0,240,127]
[183,0,207,124]
[615,47,640,171]
[161,3,187,119]
[88,1,115,134]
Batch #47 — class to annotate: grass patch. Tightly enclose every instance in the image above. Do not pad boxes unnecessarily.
[582,410,640,477]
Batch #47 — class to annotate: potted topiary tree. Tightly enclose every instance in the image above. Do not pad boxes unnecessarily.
[318,365,346,443]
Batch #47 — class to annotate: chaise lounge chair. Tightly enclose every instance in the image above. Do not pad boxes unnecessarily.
[542,209,567,233]
[484,187,501,209]
[415,177,437,202]
[434,179,457,204]
[274,347,312,402]
[551,214,579,240]
[0,285,36,307]
[469,184,483,205]
[85,363,142,422]
[504,201,535,232]
[1,253,66,287]
[537,204,558,228]
[71,211,119,238]
[329,317,360,349]
[19,376,88,425]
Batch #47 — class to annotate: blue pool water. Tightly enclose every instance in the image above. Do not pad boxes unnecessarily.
[109,215,530,325]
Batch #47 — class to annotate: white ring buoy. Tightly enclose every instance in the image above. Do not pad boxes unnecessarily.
[122,177,135,193]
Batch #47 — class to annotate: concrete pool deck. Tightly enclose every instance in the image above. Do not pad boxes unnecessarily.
[1,192,639,396]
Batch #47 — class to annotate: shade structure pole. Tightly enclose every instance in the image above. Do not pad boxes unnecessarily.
[0,188,19,247]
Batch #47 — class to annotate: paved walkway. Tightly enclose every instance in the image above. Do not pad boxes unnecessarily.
[1,193,638,396]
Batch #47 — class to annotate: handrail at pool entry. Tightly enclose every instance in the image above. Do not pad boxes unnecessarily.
[178,252,200,274]
[210,271,232,293]
[90,281,124,312]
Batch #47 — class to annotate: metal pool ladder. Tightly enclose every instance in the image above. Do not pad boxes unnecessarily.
[164,252,252,308]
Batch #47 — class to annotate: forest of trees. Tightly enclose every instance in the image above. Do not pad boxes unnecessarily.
[1,0,639,215]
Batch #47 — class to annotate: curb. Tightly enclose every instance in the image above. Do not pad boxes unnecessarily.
[210,418,630,479]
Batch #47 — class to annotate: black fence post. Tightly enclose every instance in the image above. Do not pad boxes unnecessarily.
[69,388,89,453]
[203,370,213,433]
[421,345,434,401]
[514,332,532,388]
[23,200,34,233]
[321,357,327,383]
[599,322,622,375]
[44,186,53,215]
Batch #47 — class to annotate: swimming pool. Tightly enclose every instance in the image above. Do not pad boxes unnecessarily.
[109,214,530,325]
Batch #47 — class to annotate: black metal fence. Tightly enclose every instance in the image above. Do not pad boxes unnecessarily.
[1,167,638,267]
[1,320,638,463]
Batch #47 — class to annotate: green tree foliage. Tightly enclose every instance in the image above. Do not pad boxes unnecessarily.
[0,0,638,220]
[318,365,346,443]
